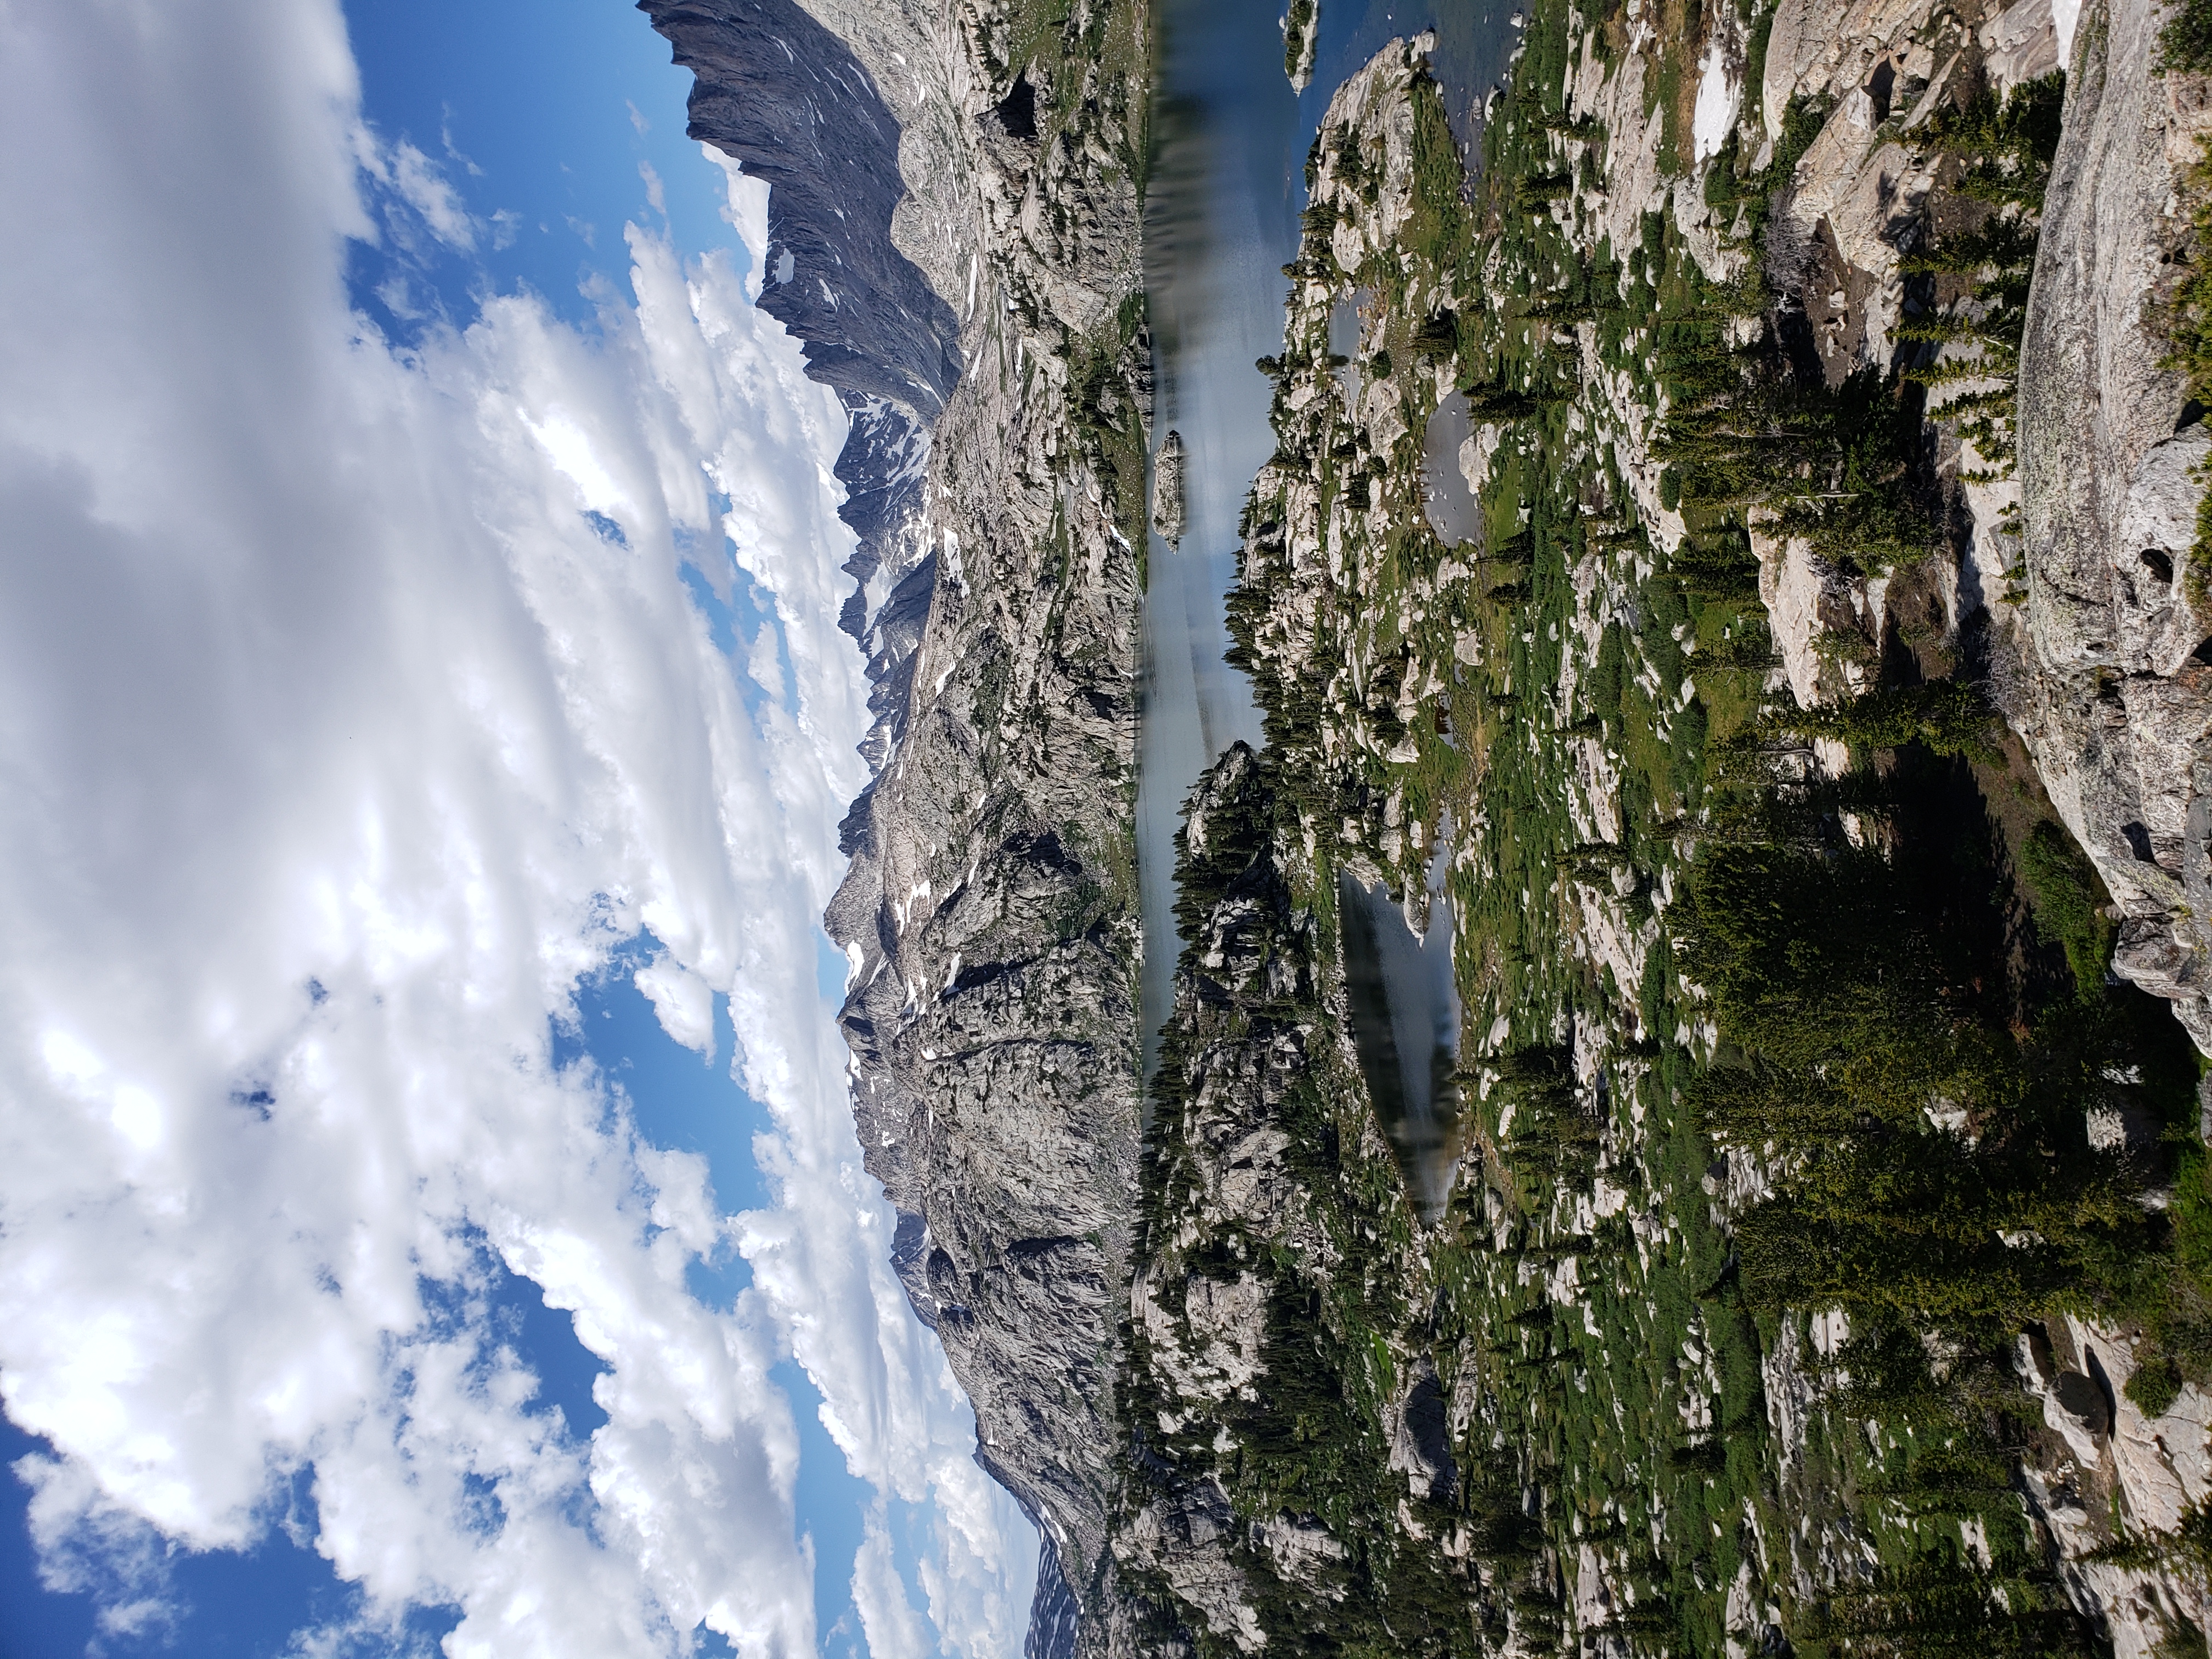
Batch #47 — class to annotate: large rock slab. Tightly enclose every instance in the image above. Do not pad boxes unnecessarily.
[2014,0,2212,1048]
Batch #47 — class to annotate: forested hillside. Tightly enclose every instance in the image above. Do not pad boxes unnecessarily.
[1099,5,2212,1654]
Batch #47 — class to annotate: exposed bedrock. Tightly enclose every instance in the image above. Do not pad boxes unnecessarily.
[2016,0,2212,1053]
[1589,0,2212,1061]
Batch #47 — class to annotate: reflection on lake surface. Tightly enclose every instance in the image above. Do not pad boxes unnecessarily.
[1139,1,1519,1214]
[1138,0,1292,1087]
[1338,848,1465,1224]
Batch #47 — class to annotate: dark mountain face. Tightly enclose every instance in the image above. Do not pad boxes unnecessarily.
[637,0,947,775]
[637,0,961,414]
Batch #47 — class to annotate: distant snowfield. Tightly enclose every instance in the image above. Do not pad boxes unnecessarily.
[0,2,1028,1656]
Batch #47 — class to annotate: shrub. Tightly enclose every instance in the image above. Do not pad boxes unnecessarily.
[2016,819,2115,999]
[2163,0,2212,73]
[2125,1353,2184,1419]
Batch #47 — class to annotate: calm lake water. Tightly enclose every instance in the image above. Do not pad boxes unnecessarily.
[1422,390,1481,545]
[1138,0,1521,1205]
[1339,857,1464,1224]
[1137,0,1287,1090]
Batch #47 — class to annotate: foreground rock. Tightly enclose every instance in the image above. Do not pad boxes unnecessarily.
[2015,0,2212,1053]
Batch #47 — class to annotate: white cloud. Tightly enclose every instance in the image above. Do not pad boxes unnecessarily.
[0,1,1032,1655]
[16,1454,180,1643]
[390,137,477,250]
[523,404,637,518]
[634,956,717,1057]
[853,1516,933,1659]
[705,146,772,301]
[349,122,476,256]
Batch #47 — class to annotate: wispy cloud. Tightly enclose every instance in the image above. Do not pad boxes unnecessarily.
[387,137,475,249]
[441,108,485,178]
[15,1455,181,1644]
[0,1,1030,1655]
[351,122,477,253]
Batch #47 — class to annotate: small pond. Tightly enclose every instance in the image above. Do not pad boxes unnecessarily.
[1337,847,1464,1224]
[1329,289,1368,410]
[1420,389,1480,546]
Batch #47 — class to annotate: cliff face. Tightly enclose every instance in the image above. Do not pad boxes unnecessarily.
[1681,3,2212,1614]
[643,1,1154,1647]
[640,0,951,782]
[2015,0,2212,1056]
[1634,0,2212,1066]
[808,5,1151,1630]
[641,0,962,414]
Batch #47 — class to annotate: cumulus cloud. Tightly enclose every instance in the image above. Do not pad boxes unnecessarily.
[634,956,718,1058]
[853,1516,933,1659]
[0,0,1030,1654]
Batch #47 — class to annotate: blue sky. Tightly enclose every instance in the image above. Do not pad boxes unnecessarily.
[0,2,1029,1655]
[342,0,742,336]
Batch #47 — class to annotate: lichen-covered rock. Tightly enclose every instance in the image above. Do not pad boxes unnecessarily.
[2013,1317,2212,1654]
[1107,742,1360,1656]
